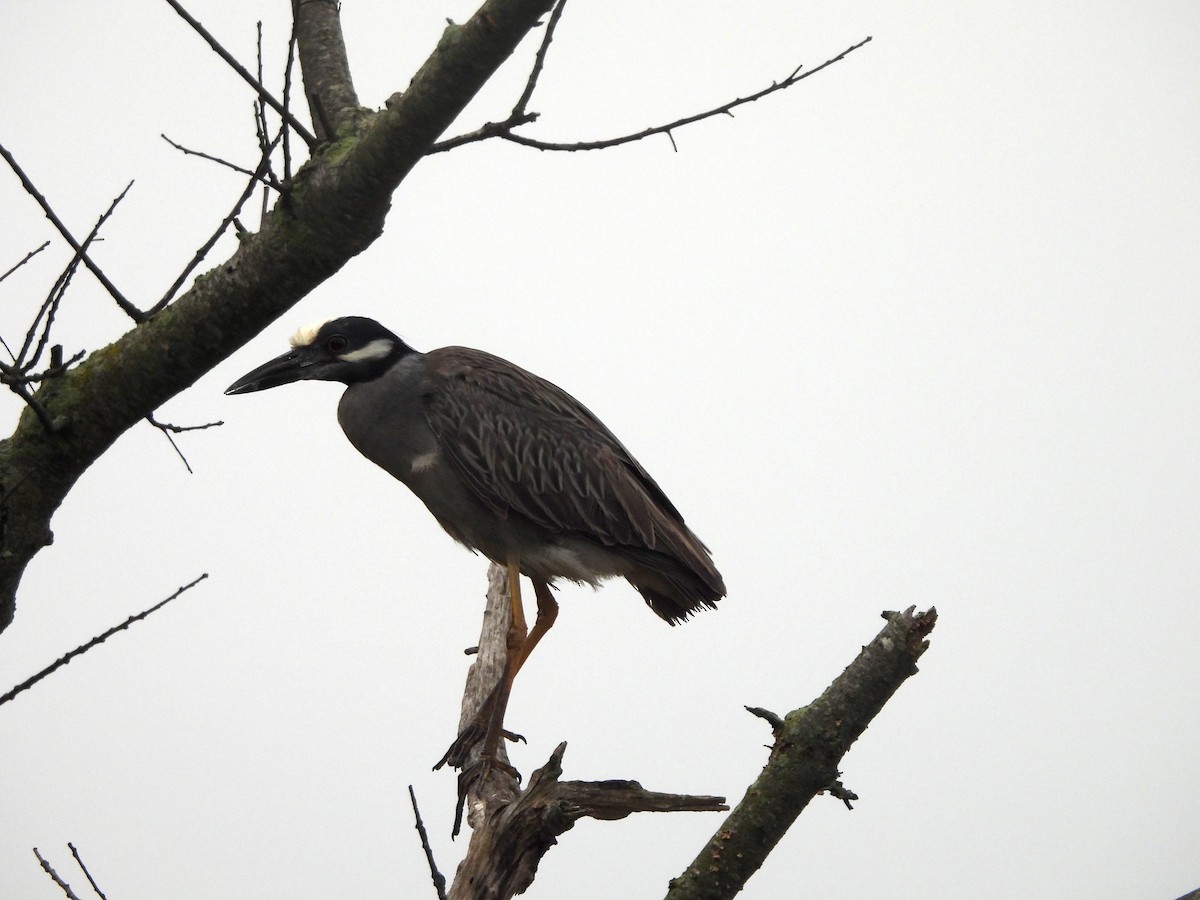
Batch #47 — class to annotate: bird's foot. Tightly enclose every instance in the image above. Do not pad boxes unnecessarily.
[433,720,525,772]
[446,750,524,838]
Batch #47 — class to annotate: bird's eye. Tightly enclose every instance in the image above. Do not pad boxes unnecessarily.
[326,335,349,354]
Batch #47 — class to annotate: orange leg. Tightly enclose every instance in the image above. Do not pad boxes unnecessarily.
[512,579,559,678]
[475,561,532,763]
[437,565,560,774]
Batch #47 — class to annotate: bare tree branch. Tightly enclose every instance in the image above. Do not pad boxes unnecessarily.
[294,0,361,141]
[21,253,85,370]
[159,133,274,184]
[440,563,521,838]
[664,606,938,900]
[0,145,142,320]
[161,0,317,147]
[0,241,50,285]
[151,135,281,313]
[0,181,136,430]
[0,574,209,708]
[145,413,223,474]
[511,0,569,117]
[433,36,871,155]
[281,3,301,182]
[67,843,108,900]
[409,785,449,900]
[450,742,726,900]
[250,20,288,196]
[32,848,84,900]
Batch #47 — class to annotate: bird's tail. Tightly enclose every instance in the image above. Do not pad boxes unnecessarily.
[624,547,725,625]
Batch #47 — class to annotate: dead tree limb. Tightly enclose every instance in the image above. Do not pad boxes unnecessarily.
[665,607,938,900]
[445,566,727,900]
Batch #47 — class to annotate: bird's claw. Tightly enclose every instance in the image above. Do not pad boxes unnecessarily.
[433,722,483,771]
[433,723,526,772]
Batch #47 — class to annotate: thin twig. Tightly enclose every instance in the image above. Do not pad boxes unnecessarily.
[160,134,271,183]
[146,413,224,474]
[0,142,143,320]
[151,136,280,313]
[432,36,872,155]
[282,2,300,182]
[160,0,317,147]
[824,777,858,811]
[145,415,224,434]
[21,188,125,370]
[425,113,540,154]
[67,843,108,900]
[0,186,123,431]
[0,574,209,708]
[511,0,569,118]
[744,705,785,733]
[33,849,84,900]
[408,786,448,900]
[0,350,86,384]
[24,258,82,370]
[0,241,50,284]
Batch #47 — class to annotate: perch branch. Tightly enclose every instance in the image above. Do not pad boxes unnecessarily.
[443,564,726,900]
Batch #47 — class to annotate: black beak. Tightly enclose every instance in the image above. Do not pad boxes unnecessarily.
[225,349,315,395]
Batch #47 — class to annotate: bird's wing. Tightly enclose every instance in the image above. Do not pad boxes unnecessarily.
[421,347,694,552]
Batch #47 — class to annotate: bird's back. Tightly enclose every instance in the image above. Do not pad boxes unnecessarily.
[420,347,725,623]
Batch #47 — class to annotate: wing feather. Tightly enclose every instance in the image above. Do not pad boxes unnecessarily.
[421,347,693,557]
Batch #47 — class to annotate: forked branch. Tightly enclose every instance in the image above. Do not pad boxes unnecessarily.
[432,35,873,154]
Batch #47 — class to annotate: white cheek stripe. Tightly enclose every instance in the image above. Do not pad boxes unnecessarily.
[338,338,394,363]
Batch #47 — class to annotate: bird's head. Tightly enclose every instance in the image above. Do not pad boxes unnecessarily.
[225,316,411,395]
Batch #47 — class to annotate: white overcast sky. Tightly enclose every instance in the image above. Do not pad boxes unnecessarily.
[1,2,1198,898]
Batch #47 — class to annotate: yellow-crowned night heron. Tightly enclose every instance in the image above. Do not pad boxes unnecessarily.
[226,316,724,763]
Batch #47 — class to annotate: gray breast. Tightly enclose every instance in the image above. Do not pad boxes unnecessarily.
[336,354,519,560]
[337,353,437,483]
